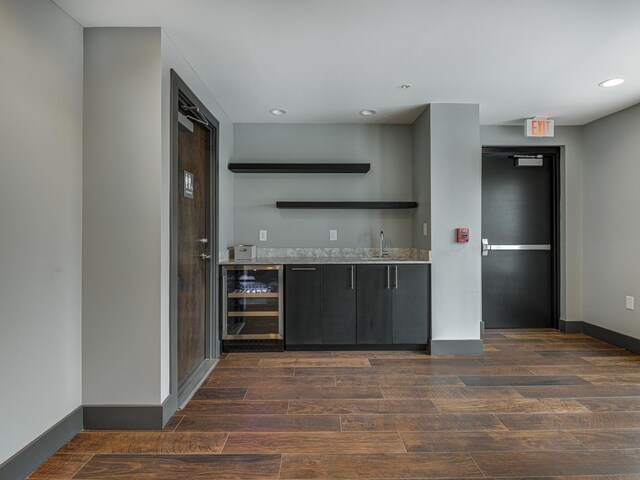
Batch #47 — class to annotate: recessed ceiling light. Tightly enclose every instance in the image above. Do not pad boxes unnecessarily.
[269,108,287,115]
[359,109,376,116]
[599,78,625,88]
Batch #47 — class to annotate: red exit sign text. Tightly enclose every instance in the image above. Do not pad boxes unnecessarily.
[525,118,554,137]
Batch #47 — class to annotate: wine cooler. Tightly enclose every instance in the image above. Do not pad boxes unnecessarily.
[221,265,283,351]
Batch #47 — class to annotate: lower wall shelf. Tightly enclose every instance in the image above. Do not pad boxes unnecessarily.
[276,201,418,209]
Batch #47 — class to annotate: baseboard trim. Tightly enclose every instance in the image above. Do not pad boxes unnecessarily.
[583,322,640,354]
[178,360,217,410]
[0,406,82,480]
[559,319,584,333]
[429,339,484,356]
[177,359,216,408]
[286,344,427,351]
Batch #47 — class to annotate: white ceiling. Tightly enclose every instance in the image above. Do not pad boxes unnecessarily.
[54,0,640,125]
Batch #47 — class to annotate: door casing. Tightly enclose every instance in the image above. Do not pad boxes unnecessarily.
[170,70,220,408]
[481,146,561,330]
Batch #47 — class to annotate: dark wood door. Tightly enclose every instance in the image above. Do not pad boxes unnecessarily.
[482,153,554,328]
[356,265,392,344]
[392,265,429,344]
[177,120,210,387]
[322,265,357,344]
[285,266,322,345]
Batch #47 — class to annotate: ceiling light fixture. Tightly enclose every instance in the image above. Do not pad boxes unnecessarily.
[599,78,625,88]
[269,108,287,115]
[359,109,376,116]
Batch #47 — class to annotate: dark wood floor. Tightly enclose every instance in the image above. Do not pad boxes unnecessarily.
[31,330,640,479]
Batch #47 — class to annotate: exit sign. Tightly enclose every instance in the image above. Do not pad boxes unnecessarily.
[525,118,554,137]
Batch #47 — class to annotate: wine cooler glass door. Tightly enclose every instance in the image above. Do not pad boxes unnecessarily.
[223,265,283,339]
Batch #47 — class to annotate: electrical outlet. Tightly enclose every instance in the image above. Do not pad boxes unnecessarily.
[259,229,267,242]
[330,229,337,241]
[423,223,428,237]
[626,296,635,311]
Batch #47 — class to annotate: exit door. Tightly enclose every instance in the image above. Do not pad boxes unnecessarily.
[481,147,559,329]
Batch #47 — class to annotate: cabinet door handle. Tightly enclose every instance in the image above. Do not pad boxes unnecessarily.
[291,267,316,271]
[350,265,354,290]
[386,266,390,289]
[394,265,398,289]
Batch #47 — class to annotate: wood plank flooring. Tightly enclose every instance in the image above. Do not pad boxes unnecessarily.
[31,330,640,479]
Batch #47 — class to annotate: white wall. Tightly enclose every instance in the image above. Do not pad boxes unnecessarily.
[233,124,414,248]
[0,0,83,464]
[161,31,234,399]
[83,27,164,405]
[582,103,640,337]
[430,104,482,341]
[480,125,585,325]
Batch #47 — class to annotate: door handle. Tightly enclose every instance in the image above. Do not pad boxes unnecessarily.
[483,238,550,256]
[200,253,212,261]
[394,265,398,289]
[197,238,208,244]
[386,266,390,290]
[350,265,354,290]
[291,267,316,271]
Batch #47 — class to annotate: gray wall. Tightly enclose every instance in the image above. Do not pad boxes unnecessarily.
[412,106,431,250]
[0,0,83,464]
[428,104,482,341]
[582,103,640,337]
[83,27,234,406]
[233,124,414,248]
[83,28,164,405]
[480,125,585,325]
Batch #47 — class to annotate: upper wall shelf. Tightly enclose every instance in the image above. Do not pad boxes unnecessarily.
[276,201,418,209]
[228,162,371,174]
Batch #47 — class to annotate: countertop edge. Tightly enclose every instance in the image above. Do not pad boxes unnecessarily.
[219,257,431,266]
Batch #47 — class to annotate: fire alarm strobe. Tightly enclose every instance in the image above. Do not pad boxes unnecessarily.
[456,228,469,243]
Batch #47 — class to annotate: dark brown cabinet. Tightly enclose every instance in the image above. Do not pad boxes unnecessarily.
[356,265,393,344]
[285,263,430,347]
[285,266,322,345]
[322,265,357,344]
[391,265,430,344]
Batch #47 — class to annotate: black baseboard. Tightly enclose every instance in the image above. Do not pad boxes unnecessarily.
[0,407,82,480]
[583,322,640,354]
[559,319,584,333]
[84,394,177,430]
[285,344,427,351]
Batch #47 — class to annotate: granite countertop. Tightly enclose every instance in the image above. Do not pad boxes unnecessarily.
[220,256,430,265]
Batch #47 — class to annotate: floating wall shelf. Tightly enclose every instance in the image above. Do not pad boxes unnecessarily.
[228,162,371,174]
[276,201,418,209]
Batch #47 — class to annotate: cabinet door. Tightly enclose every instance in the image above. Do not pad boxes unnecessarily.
[285,266,322,345]
[356,265,392,344]
[322,265,357,344]
[392,265,430,344]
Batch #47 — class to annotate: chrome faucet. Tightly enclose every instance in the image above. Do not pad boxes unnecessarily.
[379,230,386,258]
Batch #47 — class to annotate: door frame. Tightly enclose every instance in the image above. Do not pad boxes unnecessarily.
[481,146,561,330]
[170,70,220,408]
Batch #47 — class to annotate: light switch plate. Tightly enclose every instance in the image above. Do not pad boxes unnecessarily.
[423,223,428,237]
[626,296,635,311]
[330,229,337,241]
[259,229,267,242]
